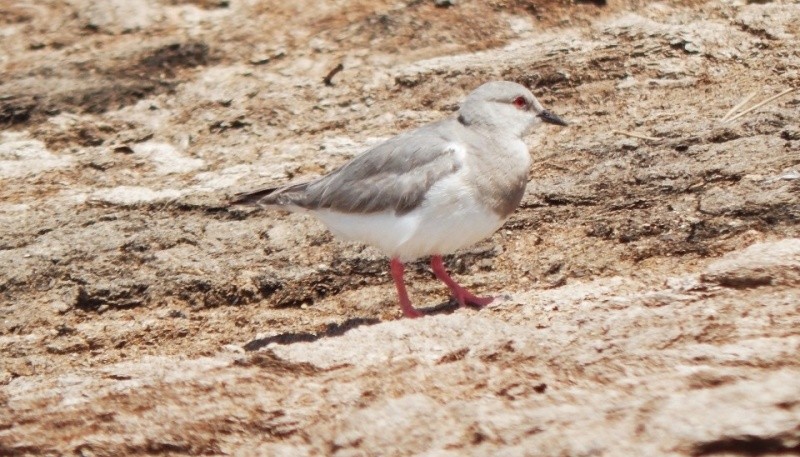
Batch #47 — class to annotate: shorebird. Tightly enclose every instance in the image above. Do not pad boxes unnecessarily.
[233,81,567,317]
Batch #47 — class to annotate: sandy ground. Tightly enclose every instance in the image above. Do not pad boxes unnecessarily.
[1,0,799,455]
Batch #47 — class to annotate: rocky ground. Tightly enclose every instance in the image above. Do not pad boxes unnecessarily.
[1,0,799,455]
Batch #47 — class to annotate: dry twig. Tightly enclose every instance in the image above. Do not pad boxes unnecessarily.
[721,91,758,122]
[612,130,660,141]
[725,88,797,123]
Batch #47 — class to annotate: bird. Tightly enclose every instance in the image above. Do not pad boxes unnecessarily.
[232,81,567,318]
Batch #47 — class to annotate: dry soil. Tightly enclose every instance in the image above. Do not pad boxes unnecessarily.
[1,0,799,455]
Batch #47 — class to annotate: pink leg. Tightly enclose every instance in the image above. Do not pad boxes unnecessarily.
[390,258,423,318]
[430,255,493,308]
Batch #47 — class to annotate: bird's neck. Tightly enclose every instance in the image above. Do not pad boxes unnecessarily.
[457,107,528,140]
[457,114,524,142]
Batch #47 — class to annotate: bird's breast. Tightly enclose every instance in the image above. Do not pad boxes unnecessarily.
[465,139,531,218]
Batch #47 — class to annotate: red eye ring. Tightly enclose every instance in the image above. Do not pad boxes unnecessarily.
[513,96,527,109]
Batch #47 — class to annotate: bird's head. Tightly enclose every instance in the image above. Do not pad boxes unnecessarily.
[458,81,567,138]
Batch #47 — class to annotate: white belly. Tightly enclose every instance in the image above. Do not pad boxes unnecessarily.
[314,173,506,261]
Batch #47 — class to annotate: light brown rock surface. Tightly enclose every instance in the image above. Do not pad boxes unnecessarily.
[1,0,799,455]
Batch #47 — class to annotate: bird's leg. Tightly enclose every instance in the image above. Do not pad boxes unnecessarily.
[390,258,423,318]
[430,255,493,308]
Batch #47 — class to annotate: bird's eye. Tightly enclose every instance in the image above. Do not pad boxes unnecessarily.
[512,96,527,109]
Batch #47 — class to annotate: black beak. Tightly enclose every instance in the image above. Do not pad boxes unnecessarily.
[538,110,568,126]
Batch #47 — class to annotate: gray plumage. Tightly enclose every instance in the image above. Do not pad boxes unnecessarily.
[233,120,464,215]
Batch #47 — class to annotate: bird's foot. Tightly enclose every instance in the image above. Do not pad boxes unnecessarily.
[452,288,494,309]
[401,306,424,318]
[430,255,493,310]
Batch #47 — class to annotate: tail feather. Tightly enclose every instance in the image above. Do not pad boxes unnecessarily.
[230,186,279,205]
[230,182,310,208]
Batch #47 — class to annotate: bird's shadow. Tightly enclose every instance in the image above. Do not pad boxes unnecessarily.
[242,300,464,351]
[420,300,462,315]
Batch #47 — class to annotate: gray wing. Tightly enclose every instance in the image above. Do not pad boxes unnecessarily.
[234,119,464,215]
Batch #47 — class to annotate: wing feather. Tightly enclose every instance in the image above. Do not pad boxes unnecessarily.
[235,119,464,215]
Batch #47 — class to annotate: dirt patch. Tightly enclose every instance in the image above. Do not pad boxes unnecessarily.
[1,0,799,455]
